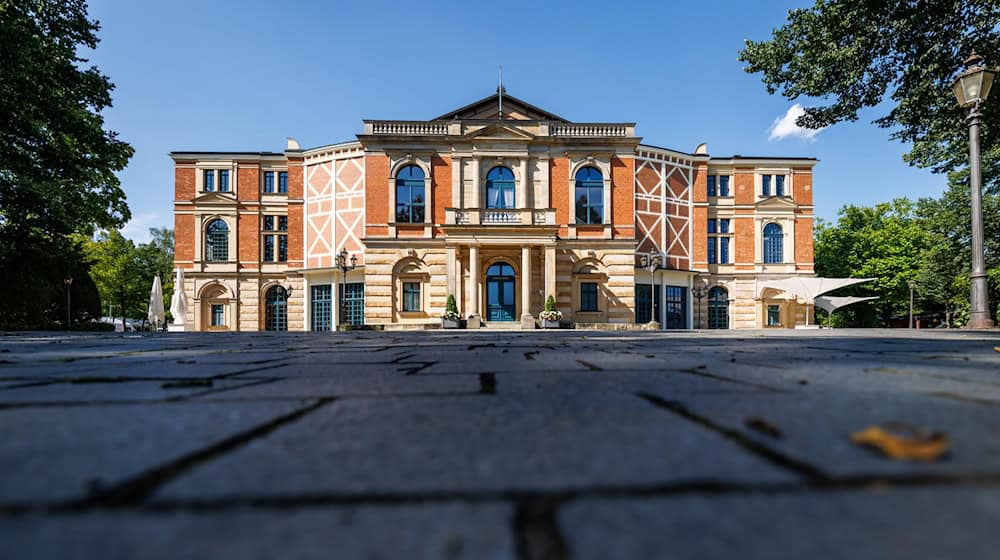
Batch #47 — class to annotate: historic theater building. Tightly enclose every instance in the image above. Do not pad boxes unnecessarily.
[171,91,817,331]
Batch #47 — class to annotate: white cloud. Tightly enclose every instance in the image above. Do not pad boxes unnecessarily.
[120,211,164,244]
[768,104,825,142]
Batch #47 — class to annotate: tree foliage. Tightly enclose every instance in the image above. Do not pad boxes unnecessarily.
[83,229,174,327]
[814,199,933,325]
[739,1,1000,185]
[0,0,133,328]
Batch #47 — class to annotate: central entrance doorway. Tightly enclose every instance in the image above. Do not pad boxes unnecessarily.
[486,262,516,321]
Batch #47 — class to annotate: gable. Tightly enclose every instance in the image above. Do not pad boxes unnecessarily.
[435,91,568,122]
[463,123,536,141]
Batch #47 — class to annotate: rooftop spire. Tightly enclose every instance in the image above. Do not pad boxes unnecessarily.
[497,65,504,120]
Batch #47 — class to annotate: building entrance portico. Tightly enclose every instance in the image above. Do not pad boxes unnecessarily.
[485,262,516,321]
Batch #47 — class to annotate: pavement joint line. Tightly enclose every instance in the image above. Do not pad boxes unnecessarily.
[399,362,435,376]
[669,367,789,393]
[0,380,57,390]
[59,398,334,510]
[638,392,831,484]
[574,359,603,371]
[866,367,1000,388]
[514,497,571,560]
[166,378,283,402]
[7,474,1000,517]
[479,373,497,394]
[924,391,1000,407]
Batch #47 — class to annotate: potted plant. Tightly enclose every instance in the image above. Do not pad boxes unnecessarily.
[539,295,562,328]
[442,294,461,329]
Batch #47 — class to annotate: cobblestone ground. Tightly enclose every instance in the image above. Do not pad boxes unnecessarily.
[1,329,1000,559]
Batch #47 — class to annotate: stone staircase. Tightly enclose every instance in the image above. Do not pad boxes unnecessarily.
[480,321,523,330]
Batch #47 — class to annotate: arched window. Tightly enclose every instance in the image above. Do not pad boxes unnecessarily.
[395,165,425,223]
[265,286,288,331]
[205,219,229,262]
[763,223,783,263]
[486,167,515,209]
[707,286,729,329]
[575,167,604,224]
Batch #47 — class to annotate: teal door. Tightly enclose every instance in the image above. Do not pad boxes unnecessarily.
[486,262,516,322]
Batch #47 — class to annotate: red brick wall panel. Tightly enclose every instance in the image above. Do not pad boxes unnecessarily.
[238,213,259,266]
[432,155,451,227]
[174,212,195,265]
[611,157,634,236]
[175,167,195,201]
[550,157,569,225]
[734,168,755,205]
[238,165,260,202]
[365,154,390,235]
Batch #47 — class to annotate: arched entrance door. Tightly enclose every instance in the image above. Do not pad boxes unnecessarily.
[265,286,288,331]
[707,286,729,329]
[486,262,516,322]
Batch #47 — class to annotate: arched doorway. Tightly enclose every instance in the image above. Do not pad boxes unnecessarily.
[265,285,288,331]
[486,262,516,322]
[707,286,729,329]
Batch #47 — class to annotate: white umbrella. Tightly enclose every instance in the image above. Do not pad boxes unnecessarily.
[757,277,874,326]
[148,275,165,329]
[815,296,879,328]
[169,268,187,327]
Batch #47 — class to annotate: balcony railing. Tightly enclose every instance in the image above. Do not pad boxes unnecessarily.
[445,208,556,226]
[366,121,449,135]
[550,123,634,137]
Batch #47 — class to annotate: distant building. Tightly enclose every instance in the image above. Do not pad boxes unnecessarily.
[171,91,816,331]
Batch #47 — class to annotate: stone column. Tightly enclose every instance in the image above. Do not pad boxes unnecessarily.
[467,245,481,328]
[521,246,534,329]
[544,245,556,303]
[471,157,481,209]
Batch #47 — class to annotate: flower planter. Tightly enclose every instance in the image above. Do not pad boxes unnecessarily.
[442,318,461,329]
[541,319,561,329]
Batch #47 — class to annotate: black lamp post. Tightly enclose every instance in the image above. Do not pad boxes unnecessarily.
[952,52,996,329]
[908,279,916,329]
[692,279,708,330]
[640,254,661,325]
[335,249,357,327]
[63,275,73,329]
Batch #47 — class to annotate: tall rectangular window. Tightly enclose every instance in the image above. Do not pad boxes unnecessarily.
[263,171,275,193]
[204,170,215,192]
[211,304,225,327]
[707,237,717,264]
[762,174,771,196]
[664,286,687,329]
[719,219,730,233]
[278,216,288,231]
[278,235,287,262]
[776,175,785,196]
[767,304,781,326]
[263,216,274,231]
[278,171,288,193]
[311,284,332,331]
[263,235,274,261]
[580,282,598,312]
[402,282,421,312]
[719,175,730,196]
[720,236,730,264]
[707,219,716,234]
[219,170,230,192]
[707,175,716,197]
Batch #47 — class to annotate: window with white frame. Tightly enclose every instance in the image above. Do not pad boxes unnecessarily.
[761,174,787,197]
[261,215,288,263]
[707,218,732,264]
[205,219,229,262]
[707,173,731,197]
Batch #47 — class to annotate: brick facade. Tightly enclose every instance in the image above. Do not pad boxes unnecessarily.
[171,92,817,331]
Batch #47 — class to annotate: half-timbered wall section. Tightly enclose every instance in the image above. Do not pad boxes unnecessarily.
[634,147,698,271]
[304,142,365,269]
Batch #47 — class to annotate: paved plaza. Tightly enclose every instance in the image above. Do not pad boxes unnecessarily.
[1,329,1000,559]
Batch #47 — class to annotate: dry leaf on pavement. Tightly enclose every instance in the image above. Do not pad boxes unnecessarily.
[745,417,783,438]
[850,422,949,462]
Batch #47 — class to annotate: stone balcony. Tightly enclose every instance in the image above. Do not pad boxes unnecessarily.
[444,208,556,226]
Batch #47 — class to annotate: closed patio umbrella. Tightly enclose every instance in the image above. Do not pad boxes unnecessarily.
[148,275,165,330]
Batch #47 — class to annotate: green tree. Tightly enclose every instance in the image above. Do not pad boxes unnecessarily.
[0,1,133,328]
[814,199,932,326]
[135,228,175,322]
[739,1,1000,184]
[84,231,145,327]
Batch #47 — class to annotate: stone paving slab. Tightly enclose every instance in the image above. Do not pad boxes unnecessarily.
[560,488,1000,560]
[0,400,311,504]
[0,503,515,560]
[1,329,999,559]
[156,391,797,501]
[197,373,479,399]
[638,387,1000,479]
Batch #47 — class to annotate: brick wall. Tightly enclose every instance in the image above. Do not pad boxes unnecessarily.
[238,164,259,202]
[733,168,755,205]
[734,217,755,269]
[550,157,569,225]
[431,155,451,227]
[795,217,814,270]
[174,213,195,265]
[793,168,813,206]
[238,213,259,267]
[611,156,634,238]
[175,166,195,200]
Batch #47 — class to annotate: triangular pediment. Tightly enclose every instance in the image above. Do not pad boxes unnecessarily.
[436,91,568,122]
[463,123,536,141]
[755,195,797,209]
[193,191,237,204]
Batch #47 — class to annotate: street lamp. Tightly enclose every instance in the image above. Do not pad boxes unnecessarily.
[640,254,661,325]
[335,249,357,327]
[692,278,708,330]
[952,51,996,329]
[63,275,73,329]
[908,279,916,329]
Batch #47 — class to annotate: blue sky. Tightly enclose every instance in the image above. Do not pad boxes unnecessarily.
[86,0,944,242]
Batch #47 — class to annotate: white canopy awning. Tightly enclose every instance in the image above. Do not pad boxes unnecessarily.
[757,277,874,304]
[814,295,879,314]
